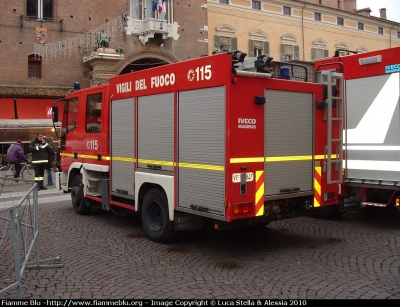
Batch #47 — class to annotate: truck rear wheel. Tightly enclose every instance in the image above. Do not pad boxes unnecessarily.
[71,175,92,215]
[141,189,175,243]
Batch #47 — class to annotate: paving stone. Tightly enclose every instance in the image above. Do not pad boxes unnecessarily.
[1,184,400,299]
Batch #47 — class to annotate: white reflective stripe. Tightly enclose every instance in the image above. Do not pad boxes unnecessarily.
[36,146,39,150]
[345,160,400,171]
[345,146,400,151]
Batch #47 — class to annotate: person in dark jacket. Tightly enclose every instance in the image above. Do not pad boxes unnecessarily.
[43,136,55,186]
[6,139,29,179]
[29,132,53,190]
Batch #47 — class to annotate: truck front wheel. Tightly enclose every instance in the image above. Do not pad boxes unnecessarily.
[141,189,175,243]
[71,175,92,215]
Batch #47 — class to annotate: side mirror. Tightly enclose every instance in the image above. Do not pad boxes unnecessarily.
[52,106,58,123]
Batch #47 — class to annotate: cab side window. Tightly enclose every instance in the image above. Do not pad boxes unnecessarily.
[66,97,79,133]
[86,93,102,133]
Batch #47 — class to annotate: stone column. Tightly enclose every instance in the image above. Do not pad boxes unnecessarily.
[83,48,124,87]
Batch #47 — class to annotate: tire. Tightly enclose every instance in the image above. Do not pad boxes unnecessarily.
[0,165,16,186]
[141,189,175,243]
[71,175,92,215]
[21,164,34,183]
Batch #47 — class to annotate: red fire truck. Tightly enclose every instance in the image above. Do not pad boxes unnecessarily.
[52,51,344,242]
[314,46,400,214]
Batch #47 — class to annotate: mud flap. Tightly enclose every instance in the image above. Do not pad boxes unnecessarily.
[100,179,110,210]
[174,211,204,231]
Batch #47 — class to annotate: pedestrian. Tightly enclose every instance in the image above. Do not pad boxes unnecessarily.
[29,132,53,190]
[43,136,55,186]
[6,139,29,180]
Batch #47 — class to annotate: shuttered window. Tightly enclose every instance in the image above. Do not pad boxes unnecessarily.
[312,48,329,59]
[281,44,299,61]
[249,40,270,57]
[28,54,42,79]
[214,35,237,53]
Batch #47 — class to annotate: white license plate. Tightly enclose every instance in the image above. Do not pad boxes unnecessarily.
[232,172,254,183]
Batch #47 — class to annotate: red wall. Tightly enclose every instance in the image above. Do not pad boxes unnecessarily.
[16,98,55,119]
[0,98,15,119]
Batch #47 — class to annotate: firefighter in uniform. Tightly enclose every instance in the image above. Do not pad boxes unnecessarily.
[29,132,53,190]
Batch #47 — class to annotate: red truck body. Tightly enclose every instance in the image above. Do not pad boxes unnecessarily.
[315,46,400,212]
[53,52,344,242]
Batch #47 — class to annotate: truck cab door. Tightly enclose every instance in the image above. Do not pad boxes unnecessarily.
[60,95,81,170]
[81,87,108,167]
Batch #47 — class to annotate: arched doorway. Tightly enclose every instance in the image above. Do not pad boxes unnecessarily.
[115,48,180,75]
[119,57,166,74]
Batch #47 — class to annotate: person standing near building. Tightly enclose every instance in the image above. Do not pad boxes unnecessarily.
[6,139,29,179]
[43,136,55,186]
[29,132,53,190]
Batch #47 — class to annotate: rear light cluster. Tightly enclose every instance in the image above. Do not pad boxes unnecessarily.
[323,192,337,202]
[233,202,253,214]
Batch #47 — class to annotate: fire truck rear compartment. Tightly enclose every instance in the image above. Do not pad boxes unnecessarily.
[263,89,314,216]
[107,85,315,222]
[109,87,227,220]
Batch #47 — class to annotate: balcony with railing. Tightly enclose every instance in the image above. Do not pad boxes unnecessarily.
[125,0,179,44]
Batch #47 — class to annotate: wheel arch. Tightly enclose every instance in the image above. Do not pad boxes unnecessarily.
[135,173,174,221]
[67,165,82,190]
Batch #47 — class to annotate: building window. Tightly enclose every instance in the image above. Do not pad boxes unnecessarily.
[249,38,269,57]
[358,22,364,30]
[27,0,53,21]
[314,13,321,21]
[398,31,400,38]
[337,17,344,26]
[281,44,299,61]
[252,41,268,57]
[378,27,383,35]
[28,54,42,78]
[319,0,322,4]
[254,47,262,57]
[213,35,237,54]
[283,6,291,16]
[219,0,229,4]
[312,48,328,59]
[252,1,261,10]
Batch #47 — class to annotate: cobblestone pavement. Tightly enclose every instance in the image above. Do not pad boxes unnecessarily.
[1,180,400,300]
